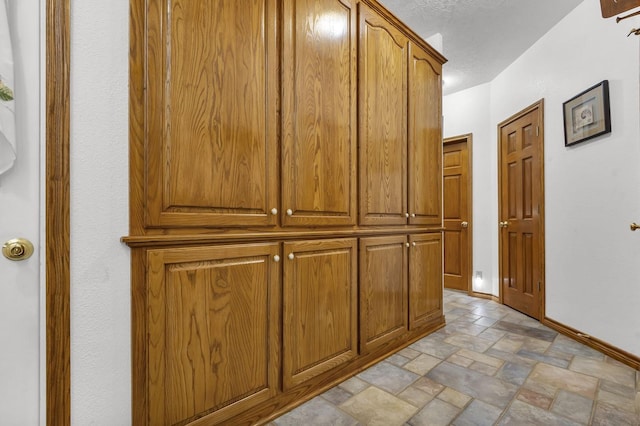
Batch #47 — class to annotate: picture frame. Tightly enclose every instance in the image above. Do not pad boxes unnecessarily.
[563,80,611,147]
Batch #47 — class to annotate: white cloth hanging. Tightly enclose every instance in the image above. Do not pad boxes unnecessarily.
[0,0,16,175]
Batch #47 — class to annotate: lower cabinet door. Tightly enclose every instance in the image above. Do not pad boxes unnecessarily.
[283,238,358,389]
[409,233,443,330]
[146,243,281,425]
[359,235,408,354]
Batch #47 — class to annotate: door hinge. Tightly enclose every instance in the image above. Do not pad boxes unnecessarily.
[536,126,539,137]
[538,281,541,291]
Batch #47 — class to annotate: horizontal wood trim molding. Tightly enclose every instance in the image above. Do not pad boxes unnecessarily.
[543,317,640,371]
[122,227,445,248]
[469,291,500,303]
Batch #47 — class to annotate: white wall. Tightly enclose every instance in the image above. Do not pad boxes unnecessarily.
[444,0,640,355]
[70,0,130,423]
[443,83,498,295]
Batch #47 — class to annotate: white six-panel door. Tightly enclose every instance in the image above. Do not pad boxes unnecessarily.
[0,0,42,423]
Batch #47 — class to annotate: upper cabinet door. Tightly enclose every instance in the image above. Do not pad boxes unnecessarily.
[282,0,358,227]
[144,0,278,228]
[408,42,443,226]
[358,4,408,226]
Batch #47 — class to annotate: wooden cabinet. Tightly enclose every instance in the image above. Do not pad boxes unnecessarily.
[283,238,358,389]
[129,0,445,423]
[409,233,443,330]
[358,5,443,227]
[360,233,443,352]
[143,0,279,228]
[358,3,408,226]
[408,43,443,226]
[282,0,358,226]
[145,243,281,425]
[359,236,408,353]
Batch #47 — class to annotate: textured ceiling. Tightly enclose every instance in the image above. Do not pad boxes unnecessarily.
[378,0,585,95]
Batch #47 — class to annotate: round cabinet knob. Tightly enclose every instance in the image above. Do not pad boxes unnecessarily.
[273,255,280,262]
[2,238,34,261]
[411,213,416,218]
[405,213,409,218]
[405,242,410,247]
[461,221,469,228]
[412,242,416,247]
[271,208,278,215]
[288,253,295,260]
[286,209,293,216]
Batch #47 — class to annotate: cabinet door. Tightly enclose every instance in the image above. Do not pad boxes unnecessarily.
[146,243,281,425]
[358,4,408,226]
[283,239,358,389]
[359,235,408,353]
[144,0,278,228]
[409,233,443,330]
[282,0,357,226]
[408,42,443,226]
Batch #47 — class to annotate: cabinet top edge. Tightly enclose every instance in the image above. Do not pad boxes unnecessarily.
[361,0,448,65]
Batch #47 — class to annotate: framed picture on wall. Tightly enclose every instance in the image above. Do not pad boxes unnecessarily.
[563,80,611,146]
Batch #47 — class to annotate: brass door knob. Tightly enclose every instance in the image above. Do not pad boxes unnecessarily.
[631,222,640,231]
[499,221,509,228]
[461,221,469,228]
[2,238,34,261]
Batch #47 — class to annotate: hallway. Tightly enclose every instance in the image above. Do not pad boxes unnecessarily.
[271,290,640,425]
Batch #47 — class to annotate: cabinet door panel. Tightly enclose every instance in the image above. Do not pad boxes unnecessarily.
[359,4,408,225]
[145,0,278,228]
[282,0,357,226]
[409,233,443,329]
[408,42,443,226]
[147,243,280,425]
[283,239,358,389]
[359,235,408,353]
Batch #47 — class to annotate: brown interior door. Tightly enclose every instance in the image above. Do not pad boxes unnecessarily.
[443,135,471,292]
[499,102,544,320]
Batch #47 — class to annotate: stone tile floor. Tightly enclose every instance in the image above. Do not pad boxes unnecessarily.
[270,290,640,425]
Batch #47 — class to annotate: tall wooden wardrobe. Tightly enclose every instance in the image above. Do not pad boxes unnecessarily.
[125,0,446,424]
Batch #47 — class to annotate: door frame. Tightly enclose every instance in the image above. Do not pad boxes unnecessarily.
[45,0,70,423]
[497,99,545,320]
[443,133,473,294]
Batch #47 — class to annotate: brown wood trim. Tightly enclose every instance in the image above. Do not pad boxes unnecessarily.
[443,133,473,294]
[543,317,640,370]
[46,0,71,424]
[469,291,500,303]
[122,227,446,248]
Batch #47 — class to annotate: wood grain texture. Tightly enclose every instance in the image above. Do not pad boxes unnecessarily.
[146,0,279,228]
[147,243,280,425]
[46,0,71,423]
[498,101,544,320]
[409,233,443,330]
[443,135,472,292]
[283,238,358,389]
[359,235,408,353]
[408,42,442,226]
[358,2,408,225]
[282,0,357,226]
